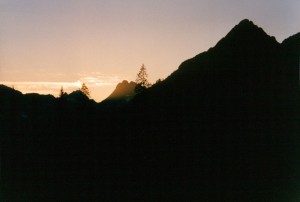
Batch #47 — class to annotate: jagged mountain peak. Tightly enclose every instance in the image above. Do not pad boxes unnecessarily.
[235,19,257,29]
[214,19,278,50]
[229,19,272,38]
[138,19,299,113]
[99,80,137,109]
[105,80,136,100]
[116,80,136,88]
[169,19,281,80]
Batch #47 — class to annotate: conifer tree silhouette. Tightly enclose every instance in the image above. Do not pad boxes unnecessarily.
[80,83,91,98]
[135,64,151,94]
[59,86,66,98]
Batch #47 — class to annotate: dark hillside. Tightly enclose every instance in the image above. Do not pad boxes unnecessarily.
[127,19,300,201]
[1,20,299,201]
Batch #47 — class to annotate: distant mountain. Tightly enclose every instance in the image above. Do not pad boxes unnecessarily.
[0,84,56,111]
[106,80,136,100]
[0,85,95,133]
[65,90,95,104]
[0,84,23,98]
[0,85,23,122]
[100,80,136,109]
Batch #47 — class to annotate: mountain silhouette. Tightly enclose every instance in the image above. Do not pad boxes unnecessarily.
[106,80,137,100]
[127,19,300,201]
[100,80,137,109]
[133,19,298,117]
[65,90,95,105]
[1,19,299,201]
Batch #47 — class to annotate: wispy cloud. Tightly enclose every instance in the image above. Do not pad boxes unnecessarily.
[76,71,120,87]
[0,72,120,98]
[1,81,82,96]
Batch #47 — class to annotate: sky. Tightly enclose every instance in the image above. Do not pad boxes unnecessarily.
[0,0,299,102]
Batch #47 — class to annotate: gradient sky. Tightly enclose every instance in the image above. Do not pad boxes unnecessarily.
[1,0,299,101]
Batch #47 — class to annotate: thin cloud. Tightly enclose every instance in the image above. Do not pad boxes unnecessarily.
[0,73,120,97]
[80,75,120,87]
[1,81,82,96]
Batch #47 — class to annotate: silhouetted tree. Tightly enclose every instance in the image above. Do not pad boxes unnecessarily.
[59,86,66,98]
[135,64,151,94]
[80,83,90,98]
[156,78,162,83]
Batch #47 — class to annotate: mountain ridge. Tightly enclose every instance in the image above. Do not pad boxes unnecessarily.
[1,19,299,201]
[131,19,299,125]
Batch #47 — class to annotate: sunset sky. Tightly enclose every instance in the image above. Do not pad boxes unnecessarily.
[1,0,299,101]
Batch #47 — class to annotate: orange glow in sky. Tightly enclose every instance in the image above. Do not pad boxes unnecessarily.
[1,0,299,101]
